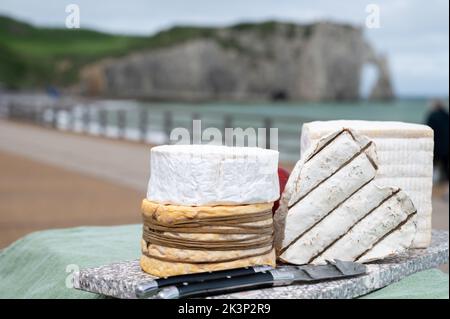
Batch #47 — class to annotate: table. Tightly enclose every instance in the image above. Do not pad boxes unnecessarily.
[0,225,448,299]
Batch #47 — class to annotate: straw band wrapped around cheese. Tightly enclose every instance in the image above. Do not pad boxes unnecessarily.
[140,199,276,277]
[141,145,279,277]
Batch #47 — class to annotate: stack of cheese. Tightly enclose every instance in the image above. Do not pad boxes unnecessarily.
[275,128,422,265]
[141,145,280,277]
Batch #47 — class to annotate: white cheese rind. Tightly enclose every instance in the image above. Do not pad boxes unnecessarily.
[358,217,417,262]
[300,120,433,248]
[313,191,416,264]
[282,153,377,248]
[289,130,369,206]
[147,145,280,206]
[276,128,418,265]
[274,128,377,252]
[279,182,397,264]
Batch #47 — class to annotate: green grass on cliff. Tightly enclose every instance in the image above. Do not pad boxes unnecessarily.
[0,16,308,89]
[0,16,232,89]
[0,16,152,88]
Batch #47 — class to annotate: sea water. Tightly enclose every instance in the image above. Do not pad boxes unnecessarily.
[61,98,446,163]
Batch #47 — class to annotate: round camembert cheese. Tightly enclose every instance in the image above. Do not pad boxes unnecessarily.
[147,145,280,206]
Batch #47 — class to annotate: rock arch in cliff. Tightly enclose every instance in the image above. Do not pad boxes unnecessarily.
[360,63,379,99]
[362,46,395,101]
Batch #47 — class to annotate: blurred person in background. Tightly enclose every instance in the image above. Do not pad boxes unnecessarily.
[426,100,449,185]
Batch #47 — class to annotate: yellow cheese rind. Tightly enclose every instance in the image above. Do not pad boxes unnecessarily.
[141,199,273,223]
[144,241,273,263]
[140,249,276,277]
[140,199,275,276]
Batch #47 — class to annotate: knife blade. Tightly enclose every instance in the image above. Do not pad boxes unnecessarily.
[155,260,367,299]
[135,265,273,298]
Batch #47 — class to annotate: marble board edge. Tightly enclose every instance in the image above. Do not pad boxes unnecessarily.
[73,230,449,299]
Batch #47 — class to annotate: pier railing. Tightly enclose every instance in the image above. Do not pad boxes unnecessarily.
[0,94,314,162]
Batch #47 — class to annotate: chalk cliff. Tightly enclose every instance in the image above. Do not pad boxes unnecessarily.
[80,21,394,101]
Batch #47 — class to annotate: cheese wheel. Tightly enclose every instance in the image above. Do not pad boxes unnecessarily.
[146,145,279,206]
[140,200,275,276]
[276,128,417,265]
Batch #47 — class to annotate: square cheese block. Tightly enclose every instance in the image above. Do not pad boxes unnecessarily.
[275,128,418,265]
[147,145,279,206]
[300,120,433,248]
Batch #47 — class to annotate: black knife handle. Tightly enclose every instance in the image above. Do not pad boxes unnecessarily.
[176,272,274,298]
[157,266,270,287]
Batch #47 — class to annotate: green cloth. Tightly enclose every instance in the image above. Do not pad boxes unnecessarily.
[361,269,449,299]
[0,225,448,299]
[0,225,141,299]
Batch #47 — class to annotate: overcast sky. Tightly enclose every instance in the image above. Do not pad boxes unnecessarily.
[0,0,448,97]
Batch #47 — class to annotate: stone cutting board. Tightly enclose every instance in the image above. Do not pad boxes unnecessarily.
[73,230,449,299]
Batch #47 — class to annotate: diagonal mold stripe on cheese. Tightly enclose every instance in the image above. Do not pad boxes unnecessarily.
[312,190,417,264]
[307,186,400,264]
[289,141,377,208]
[304,128,351,162]
[288,129,377,206]
[357,217,417,262]
[281,145,378,250]
[279,183,399,264]
[279,176,376,256]
[288,130,361,208]
[355,210,417,261]
[304,128,378,170]
[274,128,378,254]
